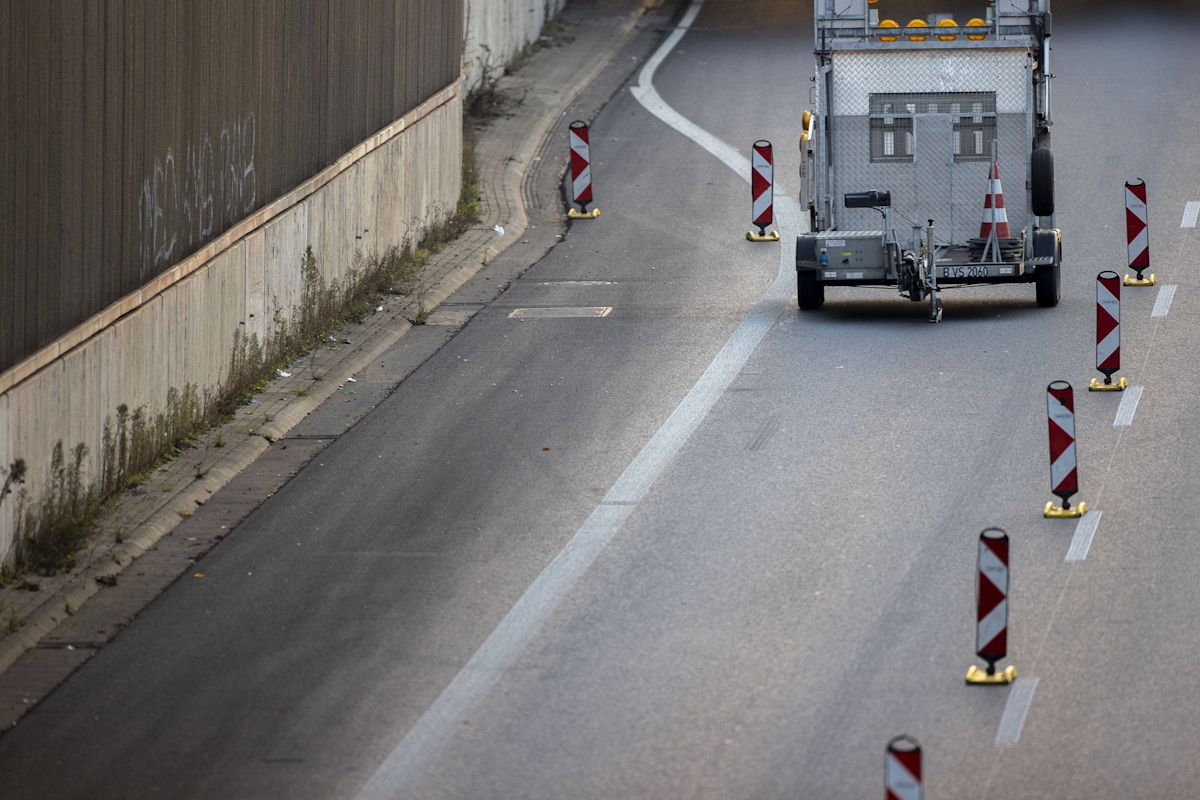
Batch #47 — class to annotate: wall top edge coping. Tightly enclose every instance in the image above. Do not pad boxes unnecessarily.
[0,78,462,400]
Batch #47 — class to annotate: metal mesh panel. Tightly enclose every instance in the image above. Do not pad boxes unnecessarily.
[833,113,1027,244]
[868,92,997,164]
[951,113,1028,243]
[914,115,955,239]
[869,92,996,116]
[831,49,1029,115]
[953,119,997,162]
[831,116,916,234]
[869,118,913,162]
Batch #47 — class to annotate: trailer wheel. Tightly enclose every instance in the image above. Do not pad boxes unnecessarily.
[1035,245,1061,307]
[798,271,824,309]
[1031,148,1055,217]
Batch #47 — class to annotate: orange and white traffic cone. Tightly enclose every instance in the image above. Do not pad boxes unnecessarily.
[979,161,1011,240]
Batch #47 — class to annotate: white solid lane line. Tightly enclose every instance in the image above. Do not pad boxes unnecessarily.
[354,1,810,796]
[1181,201,1200,228]
[1113,386,1143,427]
[629,3,746,179]
[352,504,634,800]
[1065,510,1103,562]
[995,677,1040,746]
[1151,284,1176,317]
[609,4,806,507]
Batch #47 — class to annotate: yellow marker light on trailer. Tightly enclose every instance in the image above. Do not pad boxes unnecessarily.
[966,17,988,40]
[905,19,929,42]
[878,19,900,42]
[937,18,958,41]
[800,110,813,143]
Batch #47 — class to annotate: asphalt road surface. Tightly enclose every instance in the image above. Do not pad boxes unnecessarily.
[5,1,1200,798]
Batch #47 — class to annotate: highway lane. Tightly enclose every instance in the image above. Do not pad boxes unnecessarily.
[981,7,1200,797]
[398,3,1200,798]
[5,2,1200,798]
[0,2,786,798]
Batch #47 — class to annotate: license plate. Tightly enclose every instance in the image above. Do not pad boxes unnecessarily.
[940,265,990,279]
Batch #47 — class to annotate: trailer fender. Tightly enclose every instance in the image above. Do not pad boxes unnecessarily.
[796,234,819,268]
[1033,228,1062,307]
[1033,228,1061,263]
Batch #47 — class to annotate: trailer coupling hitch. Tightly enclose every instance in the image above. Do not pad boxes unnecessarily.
[898,252,923,301]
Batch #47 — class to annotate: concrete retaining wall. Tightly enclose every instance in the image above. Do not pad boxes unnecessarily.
[463,0,569,91]
[0,82,462,564]
[0,0,464,375]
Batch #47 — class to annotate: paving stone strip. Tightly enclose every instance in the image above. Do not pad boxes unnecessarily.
[0,0,677,731]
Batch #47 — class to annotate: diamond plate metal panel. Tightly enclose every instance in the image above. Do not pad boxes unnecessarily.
[831,49,1028,115]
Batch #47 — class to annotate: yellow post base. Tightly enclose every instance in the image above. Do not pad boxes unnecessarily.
[568,208,601,219]
[1045,501,1088,518]
[966,664,1018,685]
[1123,273,1156,286]
[1089,377,1129,392]
[746,230,780,242]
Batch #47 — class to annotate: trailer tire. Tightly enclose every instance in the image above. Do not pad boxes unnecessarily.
[798,271,824,309]
[1035,247,1061,307]
[1031,148,1055,217]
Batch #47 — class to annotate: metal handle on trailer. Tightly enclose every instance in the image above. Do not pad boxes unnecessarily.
[982,138,1001,264]
[926,220,942,323]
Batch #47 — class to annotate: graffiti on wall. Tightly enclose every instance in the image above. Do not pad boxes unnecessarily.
[138,111,257,279]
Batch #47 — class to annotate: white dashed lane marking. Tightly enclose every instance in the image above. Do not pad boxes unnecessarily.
[1113,386,1143,427]
[1181,201,1200,228]
[1151,284,1176,317]
[353,2,810,796]
[995,677,1040,746]
[1065,510,1103,562]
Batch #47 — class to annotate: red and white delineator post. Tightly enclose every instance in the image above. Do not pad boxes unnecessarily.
[1090,271,1128,391]
[885,735,922,800]
[1045,381,1088,518]
[567,121,600,219]
[747,140,779,241]
[967,528,1017,685]
[1124,179,1154,285]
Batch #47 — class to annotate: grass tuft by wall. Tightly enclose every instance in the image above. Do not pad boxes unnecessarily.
[1,125,481,581]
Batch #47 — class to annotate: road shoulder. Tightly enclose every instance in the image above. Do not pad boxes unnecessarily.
[0,0,680,732]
